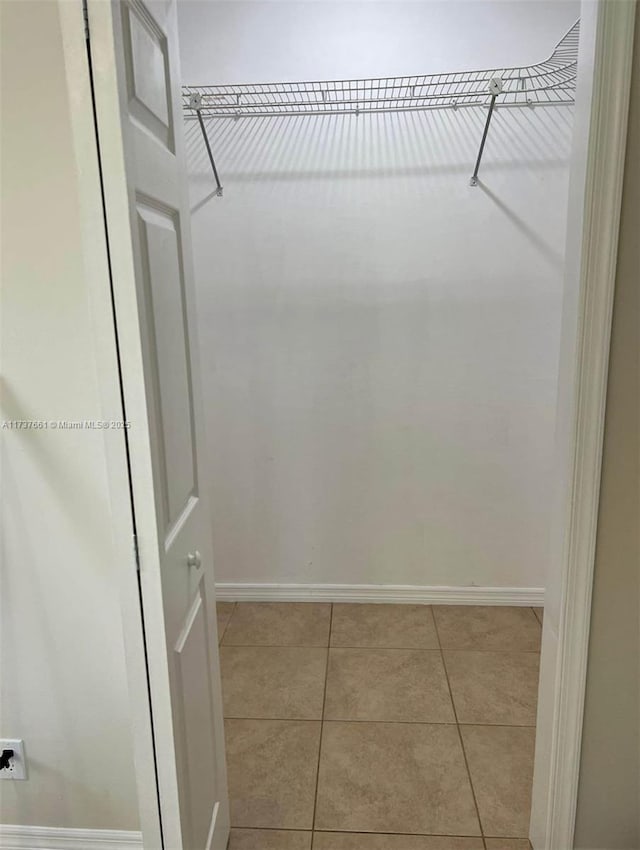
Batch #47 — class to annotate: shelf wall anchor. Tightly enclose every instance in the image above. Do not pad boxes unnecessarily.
[469,77,502,187]
[189,93,223,197]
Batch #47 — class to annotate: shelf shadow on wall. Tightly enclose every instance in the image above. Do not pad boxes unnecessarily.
[183,105,573,274]
[184,103,574,193]
[477,182,566,269]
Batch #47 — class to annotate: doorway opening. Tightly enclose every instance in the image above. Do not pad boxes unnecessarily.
[177,2,574,846]
[70,0,635,847]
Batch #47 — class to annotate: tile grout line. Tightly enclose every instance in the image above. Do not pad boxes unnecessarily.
[218,601,237,644]
[218,641,541,653]
[228,824,533,838]
[310,603,333,833]
[531,605,544,626]
[224,713,537,733]
[432,607,486,850]
[222,716,537,729]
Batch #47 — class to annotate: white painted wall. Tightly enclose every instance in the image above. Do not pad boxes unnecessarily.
[0,0,139,831]
[178,1,578,589]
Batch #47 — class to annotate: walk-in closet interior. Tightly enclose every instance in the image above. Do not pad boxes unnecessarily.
[176,1,579,845]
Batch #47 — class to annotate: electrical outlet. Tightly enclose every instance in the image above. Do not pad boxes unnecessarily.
[0,739,27,780]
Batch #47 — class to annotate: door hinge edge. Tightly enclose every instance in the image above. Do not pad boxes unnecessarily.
[133,533,140,572]
[82,0,90,41]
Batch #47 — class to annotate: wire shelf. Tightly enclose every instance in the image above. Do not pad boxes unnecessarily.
[183,20,579,119]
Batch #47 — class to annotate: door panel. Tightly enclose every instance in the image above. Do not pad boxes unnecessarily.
[121,0,174,148]
[174,582,221,850]
[87,1,229,848]
[136,199,196,530]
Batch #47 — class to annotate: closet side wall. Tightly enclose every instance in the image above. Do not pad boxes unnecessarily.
[0,0,139,831]
[179,1,577,592]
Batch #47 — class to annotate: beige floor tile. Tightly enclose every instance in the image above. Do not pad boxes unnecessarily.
[315,721,480,835]
[222,602,332,647]
[225,719,321,829]
[433,606,542,651]
[532,607,544,625]
[229,829,312,849]
[444,651,540,726]
[216,601,235,643]
[485,841,531,850]
[324,648,454,722]
[331,604,438,649]
[312,835,484,850]
[221,646,327,719]
[461,725,535,837]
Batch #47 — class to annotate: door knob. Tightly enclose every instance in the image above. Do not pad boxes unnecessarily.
[187,550,202,569]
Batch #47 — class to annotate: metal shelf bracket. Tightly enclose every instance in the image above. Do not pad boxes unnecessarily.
[469,77,503,187]
[189,93,223,197]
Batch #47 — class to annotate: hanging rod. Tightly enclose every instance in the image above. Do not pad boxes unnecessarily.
[184,19,578,193]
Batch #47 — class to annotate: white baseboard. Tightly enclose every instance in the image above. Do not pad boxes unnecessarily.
[0,826,143,850]
[215,582,544,606]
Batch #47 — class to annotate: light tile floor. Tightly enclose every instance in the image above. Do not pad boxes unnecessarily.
[216,602,542,850]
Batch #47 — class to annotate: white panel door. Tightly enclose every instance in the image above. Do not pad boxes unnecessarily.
[86,1,229,848]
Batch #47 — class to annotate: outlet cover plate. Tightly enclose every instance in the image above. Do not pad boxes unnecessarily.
[0,739,27,780]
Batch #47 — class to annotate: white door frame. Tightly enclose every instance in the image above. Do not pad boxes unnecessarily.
[531,1,636,848]
[58,0,636,847]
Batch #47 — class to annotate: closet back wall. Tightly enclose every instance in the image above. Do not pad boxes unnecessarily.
[178,1,577,594]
